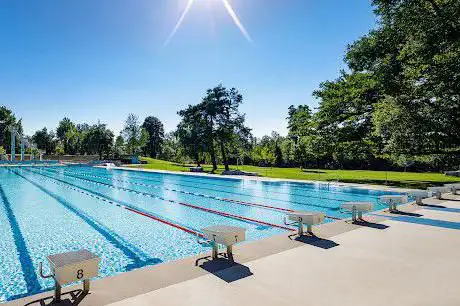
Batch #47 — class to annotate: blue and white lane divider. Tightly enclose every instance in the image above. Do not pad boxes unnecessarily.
[27,168,294,231]
[18,168,206,237]
[51,167,341,212]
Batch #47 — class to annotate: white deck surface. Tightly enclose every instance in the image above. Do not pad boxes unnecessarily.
[107,200,460,306]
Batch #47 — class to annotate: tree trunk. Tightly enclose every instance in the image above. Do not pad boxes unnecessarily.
[210,145,217,172]
[207,116,217,171]
[220,141,229,171]
[195,153,200,167]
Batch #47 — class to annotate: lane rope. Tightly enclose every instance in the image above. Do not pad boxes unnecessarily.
[32,168,294,231]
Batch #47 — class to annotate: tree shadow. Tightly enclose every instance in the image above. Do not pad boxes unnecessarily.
[301,169,327,174]
[197,258,253,283]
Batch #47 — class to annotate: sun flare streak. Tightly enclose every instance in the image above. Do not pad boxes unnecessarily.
[221,0,252,43]
[165,0,252,45]
[165,0,195,46]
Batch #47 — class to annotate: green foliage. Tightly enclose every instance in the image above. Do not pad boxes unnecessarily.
[112,135,125,158]
[122,113,143,155]
[0,106,23,153]
[177,84,250,171]
[55,143,65,156]
[287,105,314,138]
[347,0,460,155]
[80,123,114,159]
[56,117,79,154]
[159,132,185,163]
[0,146,6,160]
[281,0,460,171]
[31,128,56,154]
[142,116,164,158]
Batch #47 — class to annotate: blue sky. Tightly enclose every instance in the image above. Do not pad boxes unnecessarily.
[0,0,377,137]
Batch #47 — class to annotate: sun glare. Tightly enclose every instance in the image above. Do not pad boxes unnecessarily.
[165,0,252,45]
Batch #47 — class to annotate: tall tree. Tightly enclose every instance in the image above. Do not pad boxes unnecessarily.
[80,123,114,159]
[32,128,56,154]
[345,0,460,155]
[177,104,208,166]
[142,116,165,158]
[201,84,250,171]
[287,105,314,138]
[56,117,78,154]
[113,135,125,158]
[122,113,142,155]
[0,106,22,154]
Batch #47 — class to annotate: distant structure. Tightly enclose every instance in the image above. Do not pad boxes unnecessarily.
[8,126,36,161]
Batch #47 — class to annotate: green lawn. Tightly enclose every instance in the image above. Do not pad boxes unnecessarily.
[128,157,460,189]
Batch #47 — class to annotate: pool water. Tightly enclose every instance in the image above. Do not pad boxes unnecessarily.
[0,166,400,301]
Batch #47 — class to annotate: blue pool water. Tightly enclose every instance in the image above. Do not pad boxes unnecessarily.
[0,166,401,301]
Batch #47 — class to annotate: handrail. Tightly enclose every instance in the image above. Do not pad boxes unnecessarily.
[283,216,298,226]
[196,233,212,246]
[39,262,54,279]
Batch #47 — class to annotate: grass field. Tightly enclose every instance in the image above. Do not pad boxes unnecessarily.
[128,157,460,189]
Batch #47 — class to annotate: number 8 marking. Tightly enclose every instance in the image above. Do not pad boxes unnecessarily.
[77,269,84,279]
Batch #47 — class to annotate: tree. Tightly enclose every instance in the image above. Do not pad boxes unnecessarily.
[345,0,460,156]
[32,128,56,154]
[160,132,185,163]
[122,113,143,155]
[287,105,314,138]
[0,146,6,160]
[177,85,250,171]
[177,104,208,166]
[201,85,250,171]
[310,72,382,168]
[0,106,22,154]
[80,123,114,159]
[142,116,164,158]
[56,117,78,154]
[112,135,125,158]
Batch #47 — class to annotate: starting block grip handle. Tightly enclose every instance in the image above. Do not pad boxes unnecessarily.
[39,262,53,279]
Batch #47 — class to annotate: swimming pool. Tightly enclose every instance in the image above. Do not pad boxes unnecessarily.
[0,166,400,301]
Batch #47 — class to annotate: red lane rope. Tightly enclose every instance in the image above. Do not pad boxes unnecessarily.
[40,167,294,231]
[222,198,294,212]
[62,168,295,213]
[23,168,205,238]
[124,206,205,237]
[177,201,294,231]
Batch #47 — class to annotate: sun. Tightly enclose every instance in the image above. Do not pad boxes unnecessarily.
[165,0,252,45]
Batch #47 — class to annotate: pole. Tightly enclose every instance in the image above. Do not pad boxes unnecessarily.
[11,128,16,161]
[21,139,25,161]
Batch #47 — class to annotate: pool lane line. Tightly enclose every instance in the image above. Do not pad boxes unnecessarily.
[0,183,41,294]
[37,167,294,231]
[55,168,294,213]
[8,169,162,270]
[46,167,344,221]
[56,167,341,212]
[102,166,381,200]
[41,168,295,231]
[69,167,349,204]
[20,168,206,238]
[66,170,343,220]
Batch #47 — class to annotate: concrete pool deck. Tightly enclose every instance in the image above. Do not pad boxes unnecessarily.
[7,194,460,306]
